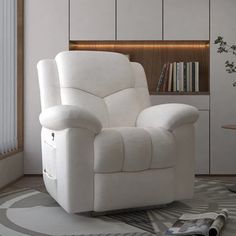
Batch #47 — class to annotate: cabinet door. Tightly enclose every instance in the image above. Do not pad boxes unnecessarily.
[164,0,209,40]
[70,0,115,40]
[117,0,162,40]
[211,0,236,174]
[195,111,209,174]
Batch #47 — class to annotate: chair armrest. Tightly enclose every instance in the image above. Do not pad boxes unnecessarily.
[39,105,102,134]
[136,103,199,132]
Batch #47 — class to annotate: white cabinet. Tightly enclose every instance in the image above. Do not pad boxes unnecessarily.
[70,0,210,41]
[70,0,115,40]
[117,0,162,40]
[150,95,210,174]
[210,0,236,174]
[195,111,209,174]
[164,0,209,40]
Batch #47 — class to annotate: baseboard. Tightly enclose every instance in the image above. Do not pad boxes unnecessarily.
[23,174,43,177]
[196,174,236,177]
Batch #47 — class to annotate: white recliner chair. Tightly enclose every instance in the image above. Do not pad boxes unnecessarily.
[37,51,199,213]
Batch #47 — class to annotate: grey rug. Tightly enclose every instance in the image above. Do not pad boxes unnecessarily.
[0,179,236,236]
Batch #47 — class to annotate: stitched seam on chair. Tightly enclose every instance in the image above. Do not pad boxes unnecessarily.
[102,99,110,128]
[117,131,125,172]
[61,86,134,98]
[94,166,175,174]
[60,87,109,127]
[134,89,149,126]
[103,87,135,99]
[143,128,153,170]
[61,87,100,98]
[139,122,196,133]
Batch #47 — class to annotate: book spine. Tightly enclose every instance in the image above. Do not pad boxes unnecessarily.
[195,62,199,92]
[168,63,173,92]
[173,62,177,92]
[180,62,184,92]
[192,62,195,92]
[189,62,192,92]
[176,63,180,92]
[184,62,188,92]
[156,64,167,91]
[162,62,170,92]
[187,62,190,92]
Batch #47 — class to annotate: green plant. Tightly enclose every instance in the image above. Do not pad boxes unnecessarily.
[215,36,236,86]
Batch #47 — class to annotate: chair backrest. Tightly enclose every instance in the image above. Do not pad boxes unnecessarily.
[38,51,151,128]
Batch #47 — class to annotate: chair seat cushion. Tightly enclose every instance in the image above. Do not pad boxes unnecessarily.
[94,127,176,173]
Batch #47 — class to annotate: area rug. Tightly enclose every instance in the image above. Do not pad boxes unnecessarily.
[1,179,236,236]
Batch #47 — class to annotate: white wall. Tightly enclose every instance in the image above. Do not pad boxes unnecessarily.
[0,153,24,188]
[210,0,236,174]
[24,0,68,174]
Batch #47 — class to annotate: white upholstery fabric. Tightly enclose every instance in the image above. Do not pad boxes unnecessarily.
[37,51,198,213]
[42,127,95,213]
[104,88,145,127]
[137,103,199,131]
[119,127,152,172]
[135,88,151,110]
[54,51,150,127]
[37,60,61,110]
[55,51,135,97]
[132,62,149,88]
[144,127,177,169]
[61,88,109,127]
[173,124,195,200]
[94,127,176,173]
[94,168,175,212]
[39,105,102,134]
[94,129,124,173]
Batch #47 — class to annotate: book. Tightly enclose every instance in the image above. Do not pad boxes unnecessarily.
[195,61,199,92]
[156,63,167,91]
[176,63,180,92]
[179,62,184,92]
[156,61,199,93]
[189,62,193,92]
[166,209,228,236]
[187,62,190,92]
[192,62,196,91]
[168,63,173,92]
[173,62,177,92]
[162,62,170,92]
[183,62,188,92]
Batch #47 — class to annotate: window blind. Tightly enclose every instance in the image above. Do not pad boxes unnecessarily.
[0,0,17,155]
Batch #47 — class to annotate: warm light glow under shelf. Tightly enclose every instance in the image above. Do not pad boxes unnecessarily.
[70,41,209,50]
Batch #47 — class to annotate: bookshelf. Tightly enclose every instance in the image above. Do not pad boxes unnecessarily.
[70,40,210,95]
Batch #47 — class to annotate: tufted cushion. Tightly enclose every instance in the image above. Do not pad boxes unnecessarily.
[104,88,145,127]
[61,87,109,127]
[55,51,135,98]
[53,51,151,128]
[94,127,176,173]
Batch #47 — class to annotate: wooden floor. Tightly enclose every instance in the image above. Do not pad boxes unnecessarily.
[0,176,46,194]
[1,175,236,194]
